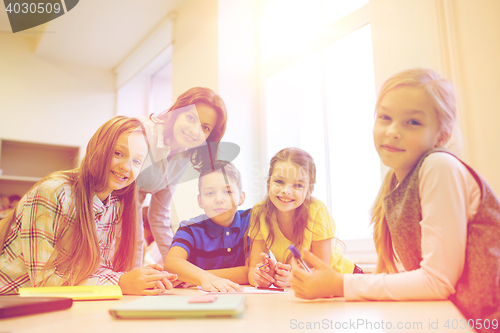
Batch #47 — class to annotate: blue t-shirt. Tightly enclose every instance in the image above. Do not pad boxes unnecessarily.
[171,209,251,270]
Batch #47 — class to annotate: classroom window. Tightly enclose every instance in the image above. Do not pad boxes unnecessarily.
[116,46,173,118]
[149,62,173,116]
[262,1,378,245]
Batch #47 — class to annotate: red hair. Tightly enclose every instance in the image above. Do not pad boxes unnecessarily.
[153,87,228,170]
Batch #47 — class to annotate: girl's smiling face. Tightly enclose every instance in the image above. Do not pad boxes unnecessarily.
[269,161,310,216]
[97,130,148,202]
[170,103,218,152]
[373,86,442,182]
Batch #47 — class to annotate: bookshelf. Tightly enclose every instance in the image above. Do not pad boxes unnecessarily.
[0,139,80,198]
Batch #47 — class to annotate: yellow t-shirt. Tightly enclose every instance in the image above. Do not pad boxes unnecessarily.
[250,198,355,274]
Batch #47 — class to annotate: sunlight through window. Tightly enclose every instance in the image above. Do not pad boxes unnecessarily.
[324,25,379,239]
[322,0,368,27]
[263,0,378,241]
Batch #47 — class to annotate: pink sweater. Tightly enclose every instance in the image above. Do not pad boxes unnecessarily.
[344,152,481,300]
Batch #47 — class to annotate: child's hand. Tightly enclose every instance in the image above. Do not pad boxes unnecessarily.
[145,263,178,291]
[253,252,276,287]
[173,280,193,289]
[200,277,244,293]
[273,262,292,288]
[119,265,177,295]
[290,248,343,299]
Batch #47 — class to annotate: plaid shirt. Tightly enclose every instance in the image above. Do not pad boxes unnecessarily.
[0,175,125,294]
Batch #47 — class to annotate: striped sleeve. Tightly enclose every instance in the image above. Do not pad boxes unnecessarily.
[171,225,196,257]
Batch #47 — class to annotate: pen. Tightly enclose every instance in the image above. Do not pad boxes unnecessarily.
[258,262,269,270]
[256,287,285,292]
[288,244,311,273]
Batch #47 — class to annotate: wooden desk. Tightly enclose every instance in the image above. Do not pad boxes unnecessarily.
[1,288,472,333]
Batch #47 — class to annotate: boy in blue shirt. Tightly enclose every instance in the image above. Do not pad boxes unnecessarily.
[165,161,250,292]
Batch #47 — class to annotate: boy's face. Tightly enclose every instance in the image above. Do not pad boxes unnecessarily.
[198,171,245,228]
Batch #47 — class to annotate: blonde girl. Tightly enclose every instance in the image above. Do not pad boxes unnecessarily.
[0,116,177,295]
[248,147,361,288]
[290,68,500,329]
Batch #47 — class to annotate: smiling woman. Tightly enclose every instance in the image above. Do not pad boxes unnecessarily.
[0,116,178,296]
[134,87,229,267]
[170,104,219,152]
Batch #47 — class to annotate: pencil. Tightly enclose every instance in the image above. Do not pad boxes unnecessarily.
[258,262,269,270]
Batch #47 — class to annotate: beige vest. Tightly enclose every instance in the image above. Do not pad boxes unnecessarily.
[384,149,500,327]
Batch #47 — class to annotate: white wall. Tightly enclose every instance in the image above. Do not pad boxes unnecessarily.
[172,0,219,97]
[452,0,500,195]
[0,34,115,158]
[370,0,442,88]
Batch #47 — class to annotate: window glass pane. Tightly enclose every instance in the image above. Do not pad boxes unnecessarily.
[116,74,148,118]
[324,24,379,240]
[149,63,172,115]
[265,52,328,202]
[322,0,368,27]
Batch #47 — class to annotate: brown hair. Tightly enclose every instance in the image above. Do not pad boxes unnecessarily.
[249,147,316,261]
[0,116,147,286]
[371,68,458,273]
[198,160,243,193]
[154,87,228,171]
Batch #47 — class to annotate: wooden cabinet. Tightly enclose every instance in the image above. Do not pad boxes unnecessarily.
[0,139,80,199]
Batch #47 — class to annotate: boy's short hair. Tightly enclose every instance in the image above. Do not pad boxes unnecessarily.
[198,160,242,193]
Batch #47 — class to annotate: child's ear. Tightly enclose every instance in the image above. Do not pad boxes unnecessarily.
[436,130,451,147]
[238,191,246,206]
[197,194,203,209]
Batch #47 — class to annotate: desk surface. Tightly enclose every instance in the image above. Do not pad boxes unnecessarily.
[1,288,472,333]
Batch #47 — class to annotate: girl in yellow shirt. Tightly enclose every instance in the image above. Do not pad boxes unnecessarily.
[248,147,361,288]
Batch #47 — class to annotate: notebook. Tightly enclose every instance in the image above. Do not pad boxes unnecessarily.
[19,285,123,300]
[0,296,73,319]
[198,286,288,294]
[109,295,246,319]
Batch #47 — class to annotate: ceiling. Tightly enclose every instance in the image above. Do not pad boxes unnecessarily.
[0,0,185,69]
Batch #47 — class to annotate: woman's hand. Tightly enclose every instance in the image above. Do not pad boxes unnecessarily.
[119,264,178,295]
[273,262,292,288]
[290,248,343,299]
[252,252,276,287]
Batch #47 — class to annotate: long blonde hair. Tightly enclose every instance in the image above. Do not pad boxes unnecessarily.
[371,68,459,273]
[249,148,316,261]
[0,116,147,286]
